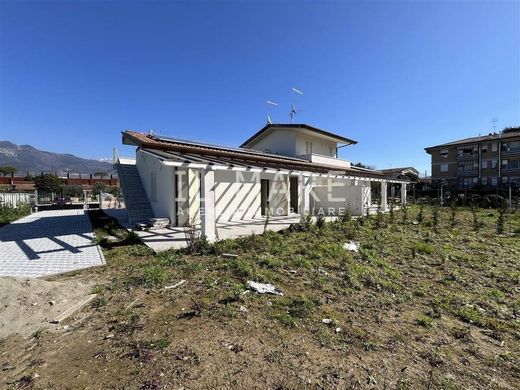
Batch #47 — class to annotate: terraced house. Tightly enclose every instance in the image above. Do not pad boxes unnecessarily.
[425,128,520,190]
[116,124,408,241]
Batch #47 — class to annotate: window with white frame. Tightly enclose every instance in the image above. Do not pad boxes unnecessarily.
[491,142,498,152]
[440,149,449,158]
[482,160,488,169]
[491,160,498,168]
[491,176,498,186]
[440,164,449,172]
[481,144,488,153]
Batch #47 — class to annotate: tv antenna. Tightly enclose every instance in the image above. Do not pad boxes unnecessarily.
[290,87,303,123]
[492,117,498,132]
[266,100,278,124]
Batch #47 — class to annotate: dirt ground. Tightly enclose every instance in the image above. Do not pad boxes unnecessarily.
[0,276,93,339]
[1,206,519,389]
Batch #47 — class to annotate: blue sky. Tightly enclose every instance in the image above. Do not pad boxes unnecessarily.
[1,1,519,175]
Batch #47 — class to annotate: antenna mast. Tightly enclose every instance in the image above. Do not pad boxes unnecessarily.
[290,87,303,123]
[492,117,498,132]
[266,100,278,124]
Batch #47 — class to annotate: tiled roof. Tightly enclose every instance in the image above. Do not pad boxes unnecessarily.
[122,131,384,178]
[425,131,520,151]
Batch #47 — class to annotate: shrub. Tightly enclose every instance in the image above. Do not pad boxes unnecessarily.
[417,203,424,224]
[470,204,481,231]
[34,173,62,192]
[316,214,326,229]
[449,201,457,228]
[389,202,395,223]
[497,205,506,234]
[340,202,352,222]
[401,203,408,223]
[0,202,32,226]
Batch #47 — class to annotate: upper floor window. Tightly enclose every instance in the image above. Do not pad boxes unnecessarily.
[482,160,488,169]
[305,141,313,155]
[481,144,488,153]
[329,146,334,157]
[491,142,498,152]
[440,164,449,172]
[440,149,448,158]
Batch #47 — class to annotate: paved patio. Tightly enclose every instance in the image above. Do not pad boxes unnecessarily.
[0,210,105,278]
[134,215,302,252]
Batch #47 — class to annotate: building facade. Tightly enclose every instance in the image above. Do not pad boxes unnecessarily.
[425,130,520,189]
[117,123,408,239]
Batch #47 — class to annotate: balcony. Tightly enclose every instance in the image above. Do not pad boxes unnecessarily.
[502,149,520,157]
[297,153,351,169]
[457,169,478,177]
[502,166,520,174]
[457,153,478,161]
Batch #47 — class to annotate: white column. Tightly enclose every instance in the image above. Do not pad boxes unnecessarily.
[381,181,387,211]
[401,182,407,205]
[299,175,311,217]
[201,169,216,241]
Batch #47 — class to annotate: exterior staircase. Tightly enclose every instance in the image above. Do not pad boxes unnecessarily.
[115,160,154,224]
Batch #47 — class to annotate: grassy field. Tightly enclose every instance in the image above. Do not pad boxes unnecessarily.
[1,205,519,389]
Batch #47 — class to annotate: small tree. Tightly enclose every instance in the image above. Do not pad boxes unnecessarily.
[94,171,108,179]
[401,203,408,223]
[449,200,458,228]
[417,203,424,224]
[389,201,395,224]
[92,181,107,194]
[340,201,352,223]
[63,185,83,197]
[34,174,63,192]
[470,203,481,231]
[375,199,385,228]
[0,166,17,176]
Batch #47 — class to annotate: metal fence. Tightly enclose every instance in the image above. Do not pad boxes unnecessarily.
[0,192,35,208]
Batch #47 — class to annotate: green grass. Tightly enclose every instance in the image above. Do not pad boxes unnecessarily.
[80,204,520,388]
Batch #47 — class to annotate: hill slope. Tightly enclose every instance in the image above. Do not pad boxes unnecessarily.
[0,141,114,173]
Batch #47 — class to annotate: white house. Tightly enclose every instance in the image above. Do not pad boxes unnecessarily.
[116,124,407,243]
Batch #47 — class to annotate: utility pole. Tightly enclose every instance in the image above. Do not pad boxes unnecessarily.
[509,185,512,235]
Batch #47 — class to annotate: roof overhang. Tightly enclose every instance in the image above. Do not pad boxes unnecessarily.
[121,130,401,181]
[240,124,358,148]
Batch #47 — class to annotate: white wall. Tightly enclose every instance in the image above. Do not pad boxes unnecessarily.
[246,129,296,156]
[245,127,344,160]
[136,149,175,222]
[310,178,370,216]
[176,168,201,226]
[215,171,261,222]
[295,133,337,157]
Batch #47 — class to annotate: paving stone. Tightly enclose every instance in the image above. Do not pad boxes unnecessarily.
[0,209,105,278]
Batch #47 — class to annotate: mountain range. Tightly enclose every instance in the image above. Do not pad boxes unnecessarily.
[0,141,114,174]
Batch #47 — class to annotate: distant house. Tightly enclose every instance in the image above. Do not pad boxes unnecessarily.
[117,123,408,240]
[425,128,520,189]
[380,167,419,179]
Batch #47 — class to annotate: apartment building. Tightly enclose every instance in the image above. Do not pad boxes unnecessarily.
[425,128,520,189]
